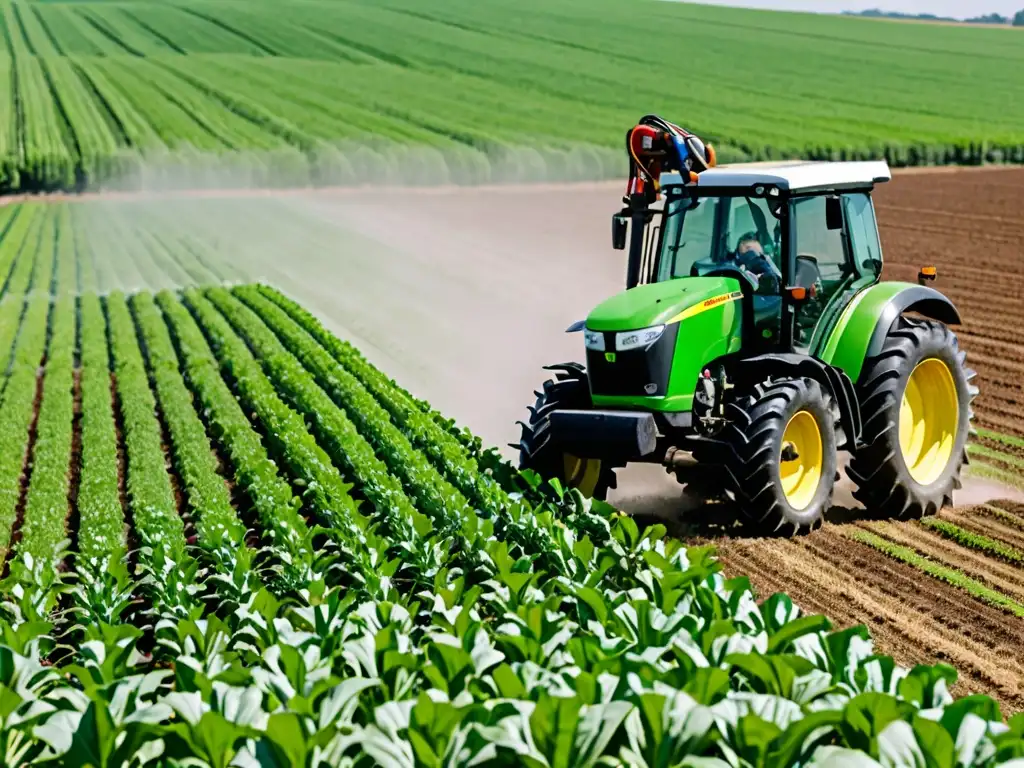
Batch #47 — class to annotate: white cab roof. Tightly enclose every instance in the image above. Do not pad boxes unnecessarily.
[661,160,892,192]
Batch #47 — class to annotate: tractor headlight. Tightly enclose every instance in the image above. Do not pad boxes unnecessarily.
[616,324,665,351]
[583,329,605,351]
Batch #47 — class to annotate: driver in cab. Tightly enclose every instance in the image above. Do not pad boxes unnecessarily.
[732,231,781,294]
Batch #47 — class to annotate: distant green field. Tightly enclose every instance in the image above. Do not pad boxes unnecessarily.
[1,0,1023,193]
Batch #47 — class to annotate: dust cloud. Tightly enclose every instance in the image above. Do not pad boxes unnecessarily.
[64,142,629,199]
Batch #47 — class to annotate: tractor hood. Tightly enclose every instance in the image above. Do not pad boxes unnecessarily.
[586,276,743,332]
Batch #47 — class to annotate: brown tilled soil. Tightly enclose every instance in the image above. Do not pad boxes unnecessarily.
[65,369,83,569]
[710,503,1024,713]
[872,168,1024,440]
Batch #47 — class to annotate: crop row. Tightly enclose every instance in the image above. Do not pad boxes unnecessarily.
[0,297,51,560]
[10,297,74,588]
[0,284,1019,764]
[75,292,125,578]
[153,290,314,591]
[845,527,1024,618]
[105,290,199,620]
[130,292,248,576]
[921,516,1024,565]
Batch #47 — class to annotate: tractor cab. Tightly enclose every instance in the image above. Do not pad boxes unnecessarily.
[515,116,973,535]
[611,161,892,356]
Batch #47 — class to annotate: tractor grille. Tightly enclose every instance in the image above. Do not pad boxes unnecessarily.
[586,324,679,398]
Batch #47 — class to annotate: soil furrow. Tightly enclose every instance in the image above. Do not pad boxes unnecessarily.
[714,537,1024,710]
[941,506,1024,552]
[800,529,1024,648]
[859,520,1024,603]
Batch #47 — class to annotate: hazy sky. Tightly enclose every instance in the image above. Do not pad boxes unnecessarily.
[689,0,1022,17]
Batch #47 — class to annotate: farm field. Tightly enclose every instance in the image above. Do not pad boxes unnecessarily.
[5,278,1019,761]
[0,0,1020,193]
[0,164,1019,758]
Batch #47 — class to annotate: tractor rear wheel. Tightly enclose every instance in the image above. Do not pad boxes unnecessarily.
[715,377,838,533]
[847,316,976,519]
[513,363,617,500]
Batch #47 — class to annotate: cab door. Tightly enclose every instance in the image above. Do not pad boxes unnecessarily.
[787,192,885,355]
[805,192,884,357]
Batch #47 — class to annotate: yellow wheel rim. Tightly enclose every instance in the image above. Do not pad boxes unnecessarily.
[563,453,603,498]
[899,358,959,486]
[779,410,823,510]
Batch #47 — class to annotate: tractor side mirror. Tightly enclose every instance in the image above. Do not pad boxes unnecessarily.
[612,214,628,250]
[825,196,843,231]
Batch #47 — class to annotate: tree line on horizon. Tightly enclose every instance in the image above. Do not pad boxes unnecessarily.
[844,7,1024,25]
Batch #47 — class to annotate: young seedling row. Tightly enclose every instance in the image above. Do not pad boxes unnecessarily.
[0,280,1017,764]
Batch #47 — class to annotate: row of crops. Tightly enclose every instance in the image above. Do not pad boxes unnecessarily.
[0,192,1013,760]
[0,0,1021,192]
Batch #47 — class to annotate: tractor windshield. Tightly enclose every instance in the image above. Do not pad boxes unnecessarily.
[655,192,781,284]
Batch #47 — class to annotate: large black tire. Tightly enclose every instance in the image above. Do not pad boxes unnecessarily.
[512,363,617,500]
[714,377,838,534]
[847,316,976,519]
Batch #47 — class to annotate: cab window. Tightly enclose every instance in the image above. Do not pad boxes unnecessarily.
[844,192,882,279]
[655,193,779,282]
[790,195,852,349]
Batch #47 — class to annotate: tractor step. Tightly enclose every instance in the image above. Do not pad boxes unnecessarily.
[548,409,658,461]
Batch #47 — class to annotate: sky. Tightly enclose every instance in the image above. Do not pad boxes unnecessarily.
[687,0,1022,18]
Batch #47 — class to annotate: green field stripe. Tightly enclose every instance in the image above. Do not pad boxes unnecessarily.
[966,461,1024,492]
[976,428,1024,450]
[920,517,1024,565]
[845,528,1024,618]
[155,290,313,586]
[0,297,50,561]
[131,292,247,568]
[968,443,1024,471]
[981,504,1024,530]
[76,292,126,567]
[2,206,46,298]
[11,297,74,576]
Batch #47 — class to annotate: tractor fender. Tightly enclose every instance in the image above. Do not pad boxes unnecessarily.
[817,281,961,384]
[864,285,960,358]
[730,353,861,451]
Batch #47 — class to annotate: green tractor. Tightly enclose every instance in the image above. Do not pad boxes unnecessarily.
[514,116,976,532]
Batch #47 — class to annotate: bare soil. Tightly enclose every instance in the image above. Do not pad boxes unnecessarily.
[65,369,83,570]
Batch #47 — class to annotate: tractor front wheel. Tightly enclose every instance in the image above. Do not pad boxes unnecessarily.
[514,364,617,500]
[716,377,838,534]
[847,316,976,519]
